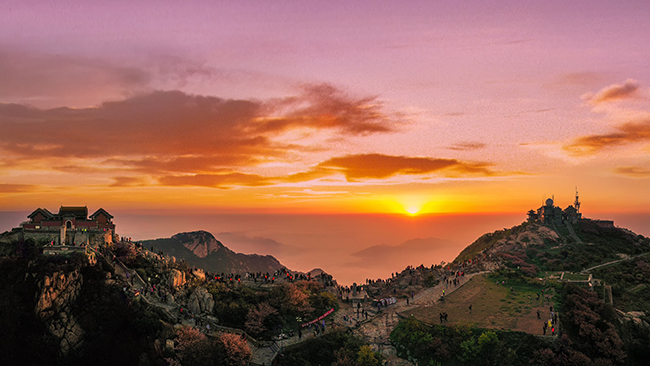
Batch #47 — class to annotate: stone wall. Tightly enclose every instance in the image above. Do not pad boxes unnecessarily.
[25,230,60,245]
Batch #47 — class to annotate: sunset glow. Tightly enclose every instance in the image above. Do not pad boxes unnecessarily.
[1,0,650,226]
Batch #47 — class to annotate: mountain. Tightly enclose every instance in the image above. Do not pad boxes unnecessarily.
[351,237,456,266]
[453,219,650,273]
[215,232,302,257]
[172,231,225,258]
[140,230,285,274]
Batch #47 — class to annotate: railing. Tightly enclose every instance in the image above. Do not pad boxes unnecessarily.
[42,245,88,255]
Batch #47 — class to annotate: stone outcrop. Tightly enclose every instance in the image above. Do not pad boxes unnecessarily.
[167,269,186,288]
[617,310,650,328]
[187,287,215,314]
[191,267,205,281]
[35,270,86,356]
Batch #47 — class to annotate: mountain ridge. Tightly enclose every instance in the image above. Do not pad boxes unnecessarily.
[140,230,285,274]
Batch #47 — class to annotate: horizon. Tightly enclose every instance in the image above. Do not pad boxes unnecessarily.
[4,209,650,286]
[2,2,650,283]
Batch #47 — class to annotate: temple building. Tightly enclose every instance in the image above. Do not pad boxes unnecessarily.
[21,206,115,246]
[527,190,583,225]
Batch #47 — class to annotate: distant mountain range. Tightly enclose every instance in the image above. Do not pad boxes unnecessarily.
[139,230,285,274]
[349,237,458,276]
[215,232,302,257]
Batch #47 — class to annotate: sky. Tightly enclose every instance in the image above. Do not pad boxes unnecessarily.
[1,1,650,282]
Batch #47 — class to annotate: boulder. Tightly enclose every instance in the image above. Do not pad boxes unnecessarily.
[187,287,215,314]
[168,269,186,288]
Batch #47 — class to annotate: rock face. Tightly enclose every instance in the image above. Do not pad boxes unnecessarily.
[167,269,186,288]
[187,287,215,314]
[35,270,85,356]
[173,231,225,258]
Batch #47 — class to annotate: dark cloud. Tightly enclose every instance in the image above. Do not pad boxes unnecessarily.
[615,166,650,178]
[0,86,397,176]
[563,119,650,156]
[253,84,396,135]
[156,153,497,188]
[312,153,494,181]
[584,79,640,104]
[158,172,274,188]
[447,142,486,151]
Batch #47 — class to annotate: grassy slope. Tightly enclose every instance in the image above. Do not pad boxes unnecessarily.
[403,274,556,335]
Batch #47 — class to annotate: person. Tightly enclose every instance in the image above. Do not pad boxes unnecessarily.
[537,309,541,319]
[439,313,443,324]
[298,327,302,340]
[551,326,555,336]
[406,297,409,306]
[469,304,472,313]
[543,323,547,335]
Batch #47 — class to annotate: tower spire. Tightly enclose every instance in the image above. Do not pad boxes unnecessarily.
[574,186,580,214]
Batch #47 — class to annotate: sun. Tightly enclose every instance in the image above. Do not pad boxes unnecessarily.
[405,206,422,216]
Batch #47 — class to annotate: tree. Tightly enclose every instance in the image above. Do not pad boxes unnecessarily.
[244,302,277,336]
[171,327,214,366]
[219,333,252,366]
[356,345,382,366]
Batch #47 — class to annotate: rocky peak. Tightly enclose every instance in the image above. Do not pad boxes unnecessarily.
[172,231,226,258]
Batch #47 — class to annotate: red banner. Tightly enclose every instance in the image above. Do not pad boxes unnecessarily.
[301,308,334,327]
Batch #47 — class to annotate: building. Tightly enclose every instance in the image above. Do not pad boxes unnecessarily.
[21,206,115,246]
[527,190,582,225]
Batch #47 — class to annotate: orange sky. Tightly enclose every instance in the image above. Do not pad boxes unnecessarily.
[1,1,650,219]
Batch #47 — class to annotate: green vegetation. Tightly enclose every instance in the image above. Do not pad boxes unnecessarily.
[592,255,650,313]
[530,220,649,272]
[390,317,545,366]
[277,329,383,366]
[167,327,252,366]
[201,280,338,340]
[393,282,637,366]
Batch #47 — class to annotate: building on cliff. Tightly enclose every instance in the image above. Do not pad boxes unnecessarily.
[21,206,115,246]
[526,190,614,228]
[527,190,583,225]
